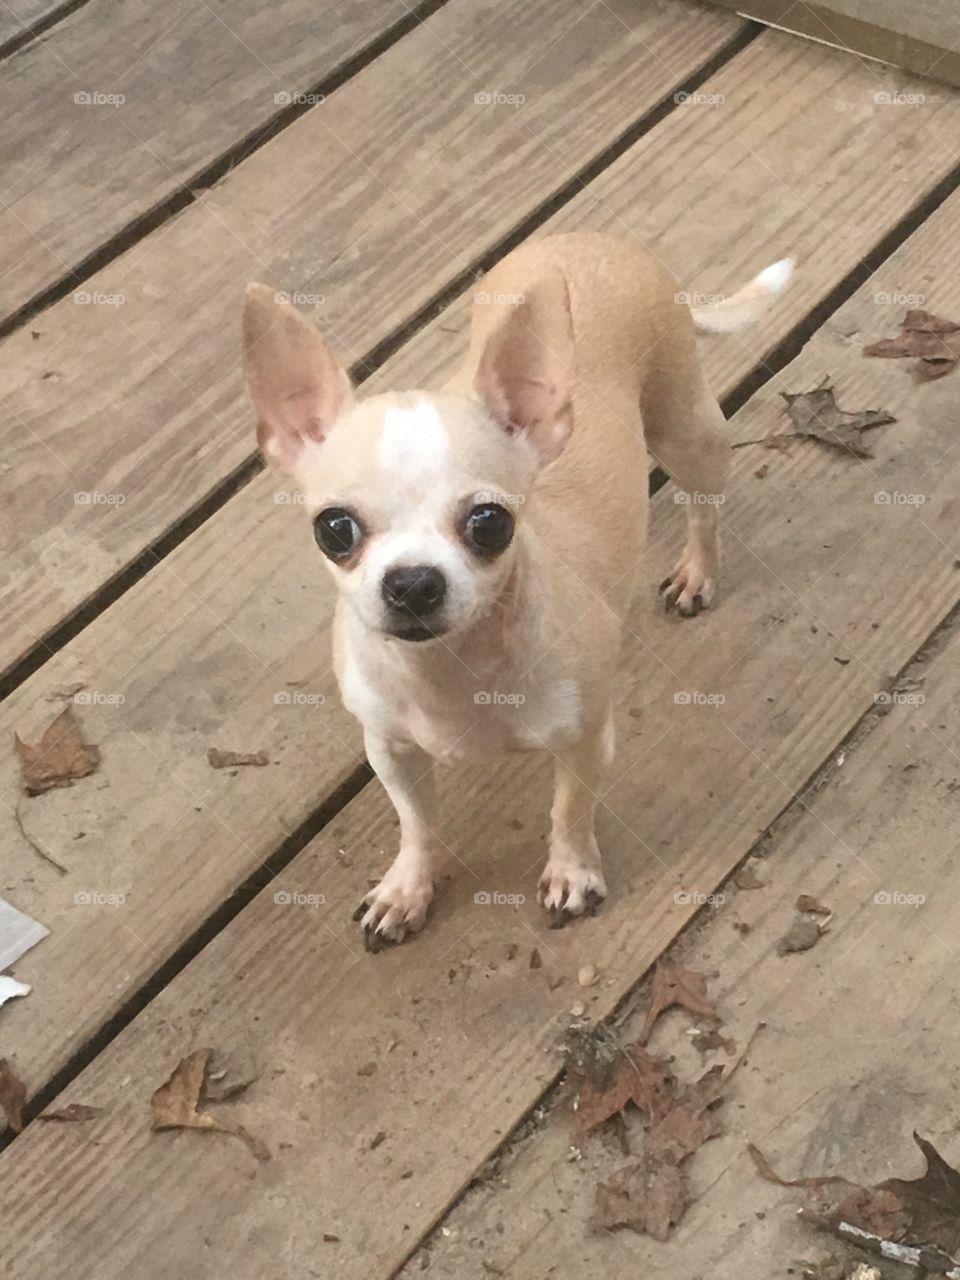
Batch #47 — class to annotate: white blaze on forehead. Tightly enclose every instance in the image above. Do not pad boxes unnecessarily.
[378,400,449,483]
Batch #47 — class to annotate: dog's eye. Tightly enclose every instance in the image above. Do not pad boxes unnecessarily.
[463,503,514,557]
[314,507,363,560]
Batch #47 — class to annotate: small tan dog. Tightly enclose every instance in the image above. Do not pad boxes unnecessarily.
[243,233,791,950]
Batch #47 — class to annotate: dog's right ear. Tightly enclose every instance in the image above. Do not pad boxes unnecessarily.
[242,284,353,474]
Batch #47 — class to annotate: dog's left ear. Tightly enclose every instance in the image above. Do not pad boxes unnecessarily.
[243,284,353,474]
[474,270,574,466]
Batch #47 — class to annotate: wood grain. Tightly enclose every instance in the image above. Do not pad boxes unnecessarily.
[0,0,425,318]
[403,616,960,1278]
[0,0,74,50]
[0,0,741,675]
[3,153,960,1279]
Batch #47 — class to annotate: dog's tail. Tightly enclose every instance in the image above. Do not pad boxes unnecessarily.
[691,258,795,335]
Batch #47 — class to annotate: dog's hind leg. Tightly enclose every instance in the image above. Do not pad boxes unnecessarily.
[642,352,730,617]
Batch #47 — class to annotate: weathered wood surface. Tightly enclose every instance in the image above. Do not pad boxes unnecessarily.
[405,625,960,1279]
[0,0,73,50]
[4,168,960,1279]
[0,0,424,319]
[0,0,742,676]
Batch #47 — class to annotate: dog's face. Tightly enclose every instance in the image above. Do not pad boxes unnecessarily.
[242,274,573,644]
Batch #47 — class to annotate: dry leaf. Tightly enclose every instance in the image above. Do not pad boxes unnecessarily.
[0,1059,27,1132]
[776,915,823,955]
[207,748,269,769]
[780,379,895,459]
[735,860,767,891]
[646,1065,725,1162]
[639,963,719,1044]
[151,1048,270,1162]
[35,1103,102,1122]
[796,894,831,916]
[751,1133,960,1262]
[864,309,960,380]
[15,707,100,795]
[593,1153,689,1240]
[573,1044,673,1136]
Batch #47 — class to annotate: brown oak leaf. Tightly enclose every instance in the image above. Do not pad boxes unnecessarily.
[151,1048,270,1162]
[780,379,895,460]
[15,707,100,795]
[864,309,960,381]
[639,962,719,1044]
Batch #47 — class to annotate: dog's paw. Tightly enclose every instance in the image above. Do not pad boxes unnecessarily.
[659,548,717,617]
[537,862,606,929]
[352,865,434,952]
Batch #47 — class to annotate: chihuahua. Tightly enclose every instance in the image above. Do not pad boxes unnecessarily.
[243,233,792,950]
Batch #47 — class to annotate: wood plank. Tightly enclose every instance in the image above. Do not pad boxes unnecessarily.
[0,0,422,319]
[402,627,960,1278]
[0,0,742,676]
[0,0,741,1094]
[2,21,957,1124]
[0,0,75,51]
[4,143,960,1279]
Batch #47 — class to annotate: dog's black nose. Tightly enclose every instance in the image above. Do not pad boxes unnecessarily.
[381,565,447,617]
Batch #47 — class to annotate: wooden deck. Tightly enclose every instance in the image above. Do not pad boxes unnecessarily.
[2,1,960,1275]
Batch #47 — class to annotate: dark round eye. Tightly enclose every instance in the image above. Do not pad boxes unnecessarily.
[314,507,362,560]
[463,503,514,557]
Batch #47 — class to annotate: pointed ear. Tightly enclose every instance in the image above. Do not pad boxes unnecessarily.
[474,270,574,466]
[242,284,353,474]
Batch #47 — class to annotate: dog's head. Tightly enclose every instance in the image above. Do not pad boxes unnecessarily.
[242,275,574,643]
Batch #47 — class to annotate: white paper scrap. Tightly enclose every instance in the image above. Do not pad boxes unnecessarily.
[0,975,31,1008]
[0,897,50,970]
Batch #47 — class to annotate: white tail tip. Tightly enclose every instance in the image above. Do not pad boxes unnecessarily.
[692,256,795,335]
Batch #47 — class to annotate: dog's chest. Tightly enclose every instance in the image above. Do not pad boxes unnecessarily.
[343,648,583,760]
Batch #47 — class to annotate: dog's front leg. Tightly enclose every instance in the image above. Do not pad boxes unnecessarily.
[538,715,613,928]
[354,733,440,950]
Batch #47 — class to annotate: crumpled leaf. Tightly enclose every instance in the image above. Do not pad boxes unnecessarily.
[593,1153,689,1240]
[151,1048,270,1162]
[864,309,960,381]
[776,915,823,955]
[646,1065,725,1162]
[750,1132,960,1261]
[639,962,719,1044]
[573,1043,673,1136]
[780,379,895,459]
[0,1059,27,1132]
[15,707,100,795]
[207,748,269,769]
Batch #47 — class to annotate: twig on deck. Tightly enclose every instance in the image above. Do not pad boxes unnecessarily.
[14,794,69,875]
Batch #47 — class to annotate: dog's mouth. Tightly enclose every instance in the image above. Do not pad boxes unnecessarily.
[384,621,448,643]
